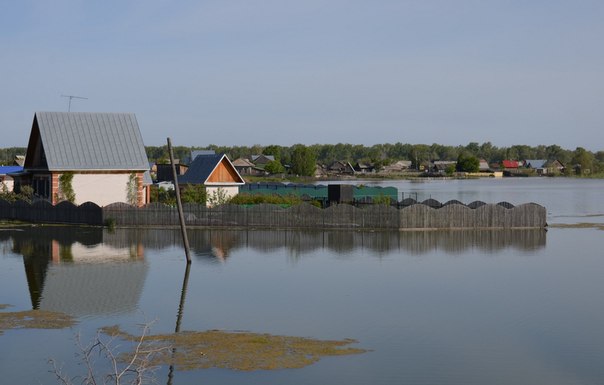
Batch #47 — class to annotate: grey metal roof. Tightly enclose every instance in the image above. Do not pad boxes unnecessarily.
[524,159,548,169]
[34,111,149,171]
[178,153,244,185]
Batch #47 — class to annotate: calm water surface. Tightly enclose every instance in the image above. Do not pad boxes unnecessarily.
[1,178,603,385]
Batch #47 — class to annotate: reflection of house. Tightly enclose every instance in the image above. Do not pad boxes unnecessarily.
[12,112,151,206]
[178,154,245,206]
[8,226,147,316]
[0,166,22,191]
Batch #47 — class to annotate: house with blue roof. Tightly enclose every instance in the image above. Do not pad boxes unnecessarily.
[0,165,23,191]
[12,112,151,206]
[178,153,245,206]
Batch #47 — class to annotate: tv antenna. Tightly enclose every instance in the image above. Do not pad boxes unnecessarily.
[60,94,88,112]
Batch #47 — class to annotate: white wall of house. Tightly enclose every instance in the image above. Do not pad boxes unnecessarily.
[205,185,239,207]
[1,179,14,192]
[72,173,131,206]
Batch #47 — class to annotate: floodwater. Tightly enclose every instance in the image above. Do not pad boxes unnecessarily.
[1,177,603,385]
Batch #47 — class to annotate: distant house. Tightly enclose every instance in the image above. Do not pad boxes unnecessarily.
[327,161,355,175]
[431,161,457,174]
[478,159,490,172]
[353,162,375,173]
[14,155,25,167]
[524,159,548,175]
[187,150,216,165]
[381,160,412,174]
[251,154,275,168]
[501,160,519,169]
[12,112,151,206]
[155,163,189,182]
[0,166,22,191]
[543,159,565,174]
[178,153,245,206]
[232,158,265,176]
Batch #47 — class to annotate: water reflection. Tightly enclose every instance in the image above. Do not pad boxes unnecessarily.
[3,227,147,316]
[4,227,546,316]
[109,228,546,261]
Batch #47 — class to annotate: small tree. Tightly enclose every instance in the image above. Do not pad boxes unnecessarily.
[126,173,138,206]
[456,153,479,173]
[56,172,76,203]
[207,187,230,207]
[18,185,34,203]
[180,184,207,205]
[290,144,317,176]
[264,160,285,174]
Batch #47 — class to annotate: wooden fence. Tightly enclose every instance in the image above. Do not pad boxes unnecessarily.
[0,198,546,229]
[0,199,103,226]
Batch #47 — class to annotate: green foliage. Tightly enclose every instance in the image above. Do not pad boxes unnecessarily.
[572,147,594,175]
[0,183,34,203]
[19,185,34,203]
[262,145,283,161]
[290,144,317,176]
[230,193,321,207]
[456,153,479,173]
[445,164,456,176]
[56,172,76,203]
[0,147,26,165]
[181,184,207,205]
[149,185,176,206]
[207,187,230,207]
[126,173,138,206]
[264,160,285,174]
[372,195,392,205]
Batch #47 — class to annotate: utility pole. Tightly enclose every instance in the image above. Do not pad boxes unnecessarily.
[60,94,88,112]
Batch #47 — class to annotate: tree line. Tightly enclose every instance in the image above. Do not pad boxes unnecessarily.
[3,142,603,176]
[146,142,604,176]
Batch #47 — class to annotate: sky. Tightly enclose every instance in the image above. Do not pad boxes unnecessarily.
[1,0,603,151]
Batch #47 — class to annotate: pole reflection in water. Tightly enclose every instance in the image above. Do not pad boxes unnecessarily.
[168,262,192,385]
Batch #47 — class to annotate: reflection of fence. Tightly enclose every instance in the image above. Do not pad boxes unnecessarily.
[93,228,549,256]
[0,199,546,229]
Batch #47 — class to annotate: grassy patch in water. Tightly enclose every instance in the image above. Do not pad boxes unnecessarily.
[101,325,367,371]
[0,305,75,335]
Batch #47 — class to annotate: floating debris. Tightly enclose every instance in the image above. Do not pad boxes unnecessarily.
[101,325,367,371]
[0,305,75,335]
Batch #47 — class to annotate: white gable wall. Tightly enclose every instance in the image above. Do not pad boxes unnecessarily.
[71,173,131,206]
[205,185,239,207]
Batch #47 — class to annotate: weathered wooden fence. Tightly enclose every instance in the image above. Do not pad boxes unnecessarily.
[0,198,546,229]
[0,199,103,225]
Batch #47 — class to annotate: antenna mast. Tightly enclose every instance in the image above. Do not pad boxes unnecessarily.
[60,94,88,112]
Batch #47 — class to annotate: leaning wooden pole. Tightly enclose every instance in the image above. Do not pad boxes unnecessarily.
[167,137,191,264]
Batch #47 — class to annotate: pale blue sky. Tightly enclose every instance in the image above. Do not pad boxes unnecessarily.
[1,1,603,150]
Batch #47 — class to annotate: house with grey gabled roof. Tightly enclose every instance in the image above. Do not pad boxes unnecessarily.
[178,153,245,206]
[13,112,151,206]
